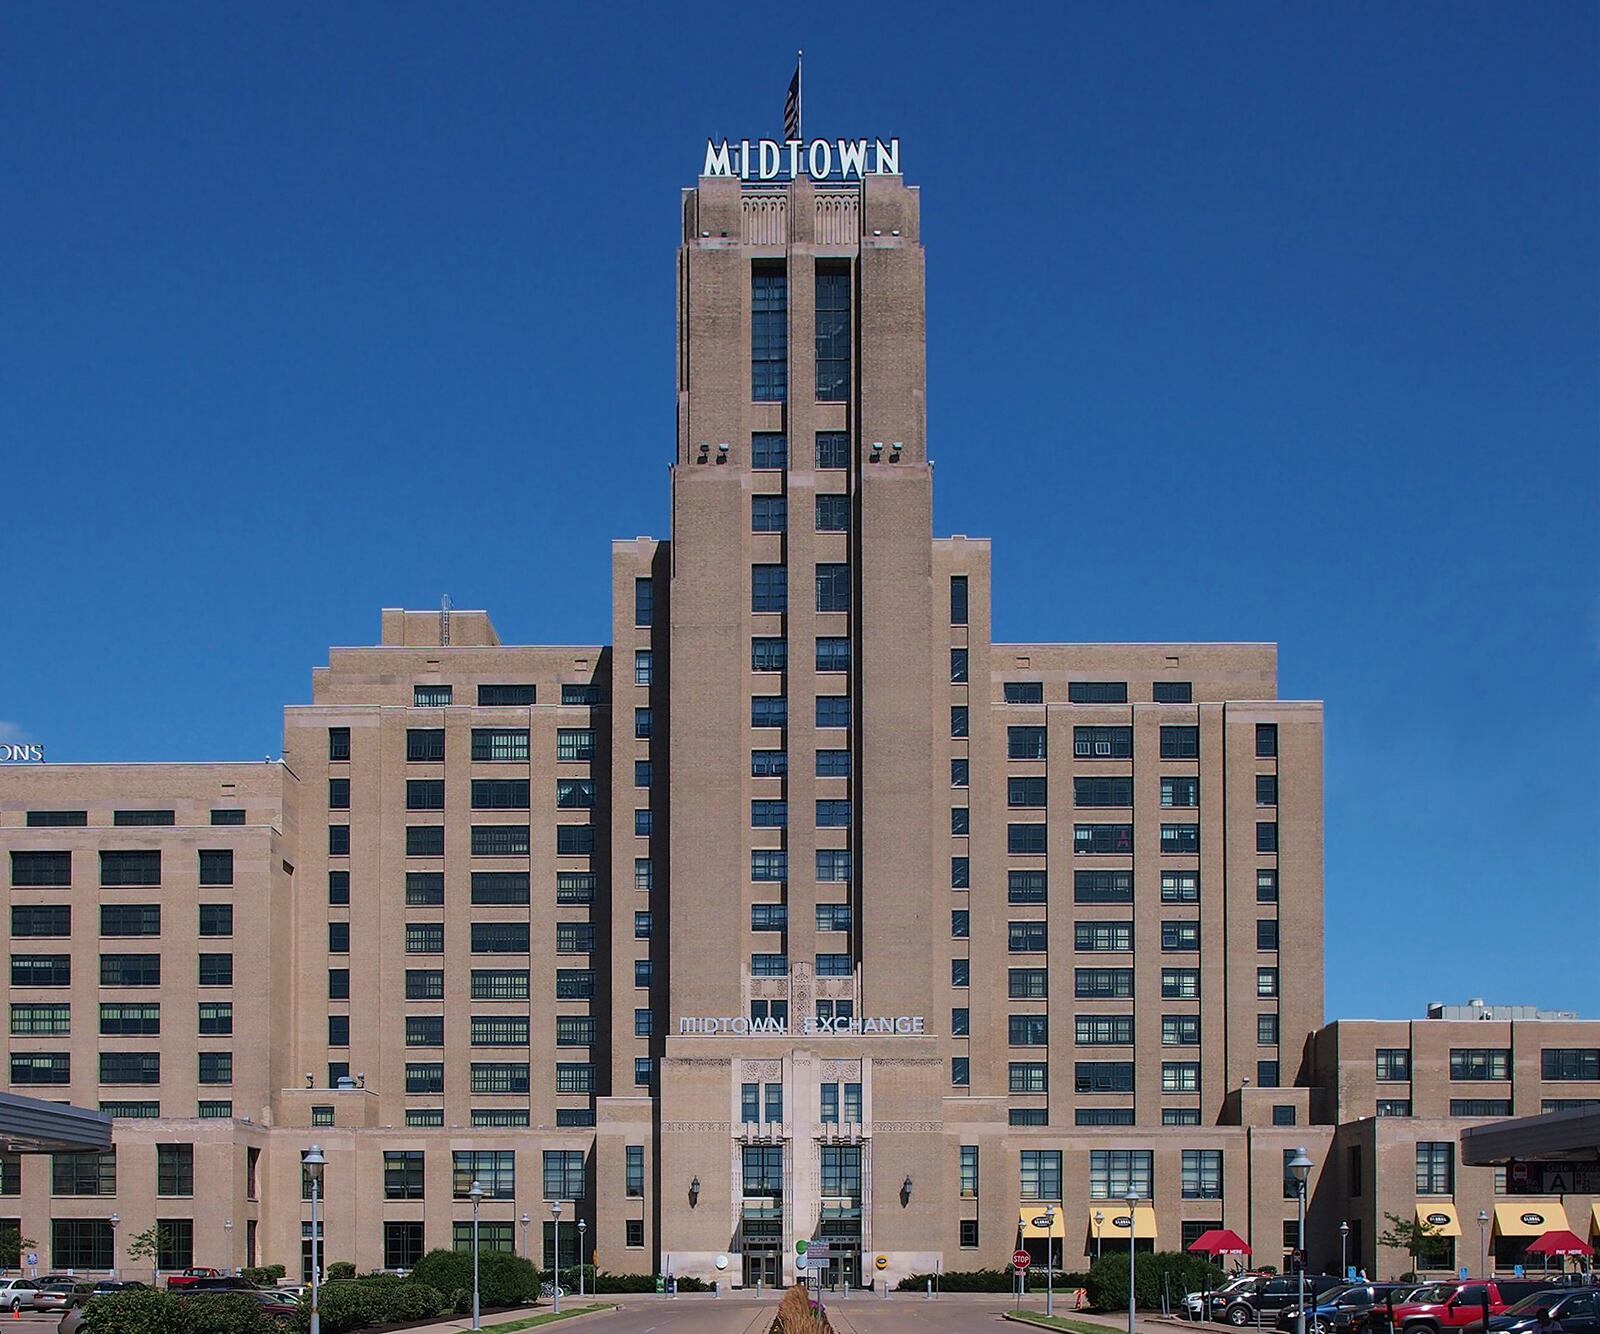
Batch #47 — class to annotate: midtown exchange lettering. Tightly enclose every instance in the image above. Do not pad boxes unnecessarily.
[0,744,44,763]
[702,137,901,182]
[679,1014,926,1037]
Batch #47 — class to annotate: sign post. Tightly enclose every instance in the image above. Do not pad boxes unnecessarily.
[1014,1250,1031,1312]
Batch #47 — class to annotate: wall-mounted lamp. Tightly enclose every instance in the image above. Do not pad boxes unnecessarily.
[890,441,903,461]
[716,443,730,465]
[689,1175,701,1207]
[304,1073,314,1089]
[900,1174,913,1206]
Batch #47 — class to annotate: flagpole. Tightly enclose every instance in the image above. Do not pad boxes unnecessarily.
[797,49,803,142]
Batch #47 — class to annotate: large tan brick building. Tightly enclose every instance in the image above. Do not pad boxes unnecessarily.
[2,144,1596,1290]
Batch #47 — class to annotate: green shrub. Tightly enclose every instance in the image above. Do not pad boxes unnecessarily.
[895,1267,1016,1291]
[325,1262,356,1281]
[241,1266,286,1287]
[669,1274,712,1292]
[589,1272,660,1293]
[288,1276,446,1332]
[77,1289,277,1333]
[1083,1251,1224,1312]
[409,1248,539,1311]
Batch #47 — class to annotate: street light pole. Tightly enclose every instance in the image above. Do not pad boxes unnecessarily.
[578,1221,587,1300]
[520,1212,530,1260]
[108,1213,119,1280]
[1340,1221,1349,1278]
[1288,1149,1315,1334]
[550,1201,562,1315]
[302,1146,326,1334]
[1126,1188,1140,1334]
[1044,1205,1056,1318]
[225,1218,234,1275]
[1477,1210,1489,1279]
[1095,1210,1104,1262]
[469,1180,484,1331]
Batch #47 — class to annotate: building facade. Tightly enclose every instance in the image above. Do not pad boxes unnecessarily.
[2,146,1596,1288]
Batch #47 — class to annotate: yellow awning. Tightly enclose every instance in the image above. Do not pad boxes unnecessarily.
[1091,1204,1159,1240]
[1019,1206,1066,1240]
[1493,1202,1570,1237]
[1416,1204,1463,1237]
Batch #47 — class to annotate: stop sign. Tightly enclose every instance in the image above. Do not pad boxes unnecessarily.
[1013,1250,1032,1270]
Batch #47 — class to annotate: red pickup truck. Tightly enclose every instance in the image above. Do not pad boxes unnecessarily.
[164,1268,224,1289]
[1367,1280,1551,1334]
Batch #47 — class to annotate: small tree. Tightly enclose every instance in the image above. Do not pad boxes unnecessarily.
[0,1225,36,1270]
[126,1224,176,1285]
[1377,1212,1451,1273]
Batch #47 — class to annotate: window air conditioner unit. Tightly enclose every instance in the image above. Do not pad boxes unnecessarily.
[1095,741,1112,756]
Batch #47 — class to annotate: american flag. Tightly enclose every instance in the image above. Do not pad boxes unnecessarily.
[784,58,801,141]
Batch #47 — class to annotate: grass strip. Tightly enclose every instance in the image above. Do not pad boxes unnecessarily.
[1003,1314,1127,1334]
[484,1305,614,1330]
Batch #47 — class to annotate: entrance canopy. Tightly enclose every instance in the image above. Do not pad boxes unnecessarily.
[1189,1228,1252,1258]
[1461,1106,1600,1166]
[1019,1207,1066,1240]
[1092,1204,1158,1240]
[1415,1204,1463,1237]
[0,1092,110,1154]
[1493,1202,1571,1237]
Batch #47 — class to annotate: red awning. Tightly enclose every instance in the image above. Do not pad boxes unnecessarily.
[1188,1228,1252,1257]
[1524,1229,1595,1257]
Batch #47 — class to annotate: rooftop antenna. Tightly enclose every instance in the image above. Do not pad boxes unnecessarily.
[440,594,452,647]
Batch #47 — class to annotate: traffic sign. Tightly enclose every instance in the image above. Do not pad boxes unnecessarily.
[875,1255,888,1272]
[1013,1250,1032,1270]
[805,1244,833,1259]
[25,1254,37,1267]
[795,1239,809,1255]
[795,1254,808,1272]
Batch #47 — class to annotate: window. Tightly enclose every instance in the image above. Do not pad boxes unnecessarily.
[406,825,444,856]
[752,494,787,532]
[453,1150,515,1199]
[405,969,444,999]
[1271,1104,1297,1125]
[113,809,174,826]
[1009,921,1047,952]
[1163,1015,1200,1046]
[406,1016,444,1047]
[1255,870,1279,903]
[472,923,530,954]
[1161,823,1200,853]
[555,825,595,856]
[1416,1141,1454,1195]
[1451,1099,1512,1117]
[1160,725,1199,759]
[817,903,851,932]
[556,728,594,761]
[478,969,531,1000]
[951,1007,970,1035]
[950,706,969,738]
[198,904,233,937]
[1075,823,1133,854]
[1161,920,1200,951]
[27,810,86,827]
[11,1052,70,1084]
[753,696,788,729]
[1009,969,1048,998]
[50,1218,113,1270]
[631,860,652,892]
[328,968,350,999]
[542,1150,586,1201]
[1450,1048,1510,1080]
[1255,774,1279,807]
[1154,680,1193,703]
[814,430,851,469]
[815,494,850,533]
[1073,725,1131,759]
[633,809,652,836]
[1009,1015,1048,1046]
[327,726,351,760]
[1075,1014,1135,1046]
[412,684,452,708]
[407,728,445,761]
[1257,967,1278,997]
[472,728,530,762]
[11,1003,70,1035]
[1075,968,1133,998]
[198,1051,233,1085]
[950,575,969,625]
[553,1016,591,1046]
[156,1144,193,1197]
[815,750,850,782]
[951,959,970,987]
[198,953,233,986]
[752,953,788,977]
[1076,776,1134,807]
[101,850,160,886]
[1157,871,1198,904]
[102,1100,160,1119]
[100,953,160,986]
[1182,1150,1223,1199]
[949,647,970,683]
[815,263,851,399]
[12,954,71,987]
[1008,726,1047,760]
[1075,870,1133,903]
[752,264,788,401]
[1020,1150,1062,1201]
[1377,1099,1412,1117]
[634,911,652,939]
[99,1052,160,1084]
[100,1002,160,1036]
[810,562,851,613]
[1162,1061,1201,1093]
[1009,870,1047,904]
[404,922,442,954]
[384,1221,425,1271]
[554,1066,590,1095]
[752,799,788,828]
[1542,1049,1600,1080]
[211,807,246,826]
[1376,1048,1412,1081]
[625,1145,645,1197]
[751,636,787,672]
[634,576,653,627]
[752,850,788,882]
[1078,1061,1135,1094]
[1254,918,1281,951]
[803,640,851,680]
[12,905,70,936]
[817,696,849,729]
[557,780,596,809]
[750,431,788,469]
[952,758,969,787]
[635,707,654,739]
[1256,821,1279,852]
[1256,723,1278,757]
[1161,776,1199,808]
[405,1062,445,1093]
[470,779,529,811]
[467,871,525,906]
[950,909,970,938]
[1256,1060,1280,1087]
[1258,1013,1279,1045]
[1009,1062,1048,1093]
[1075,921,1132,952]
[328,777,351,810]
[1004,681,1044,704]
[634,1009,653,1038]
[555,923,595,954]
[10,851,71,887]
[637,759,653,786]
[1069,681,1127,704]
[816,953,852,977]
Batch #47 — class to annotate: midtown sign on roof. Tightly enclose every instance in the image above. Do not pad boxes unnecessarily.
[702,137,901,182]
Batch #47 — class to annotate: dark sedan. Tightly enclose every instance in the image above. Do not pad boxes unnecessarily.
[1487,1290,1600,1334]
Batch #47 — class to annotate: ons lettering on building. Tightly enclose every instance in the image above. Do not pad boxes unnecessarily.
[0,743,44,763]
[702,136,901,182]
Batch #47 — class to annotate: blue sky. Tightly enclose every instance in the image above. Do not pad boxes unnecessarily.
[2,2,1595,1021]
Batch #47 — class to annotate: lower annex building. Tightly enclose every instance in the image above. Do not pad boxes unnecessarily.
[3,139,1597,1289]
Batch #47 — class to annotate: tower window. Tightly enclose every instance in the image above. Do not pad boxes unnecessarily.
[752,264,788,403]
[815,264,851,401]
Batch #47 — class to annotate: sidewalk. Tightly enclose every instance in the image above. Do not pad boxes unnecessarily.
[390,1301,616,1333]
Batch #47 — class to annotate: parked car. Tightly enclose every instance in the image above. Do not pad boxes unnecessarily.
[182,1276,257,1291]
[164,1266,225,1289]
[33,1282,93,1313]
[273,1283,308,1300]
[1363,1280,1553,1334]
[0,1279,39,1312]
[1187,1274,1268,1320]
[1218,1274,1349,1326]
[90,1281,146,1294]
[1279,1284,1419,1334]
[184,1288,302,1323]
[1488,1290,1600,1334]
